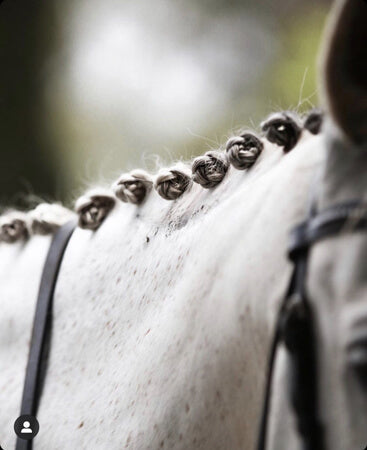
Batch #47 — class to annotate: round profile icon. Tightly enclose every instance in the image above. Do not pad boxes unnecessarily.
[14,415,40,440]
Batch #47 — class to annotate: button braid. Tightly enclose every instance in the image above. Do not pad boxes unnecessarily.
[154,166,192,200]
[113,169,153,205]
[192,151,229,188]
[226,132,263,170]
[0,211,29,243]
[75,189,115,230]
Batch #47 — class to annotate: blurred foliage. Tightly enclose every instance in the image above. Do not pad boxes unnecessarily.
[193,6,330,155]
[265,8,329,112]
[187,0,331,14]
[0,0,332,208]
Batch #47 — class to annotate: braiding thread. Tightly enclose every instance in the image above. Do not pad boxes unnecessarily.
[113,169,153,205]
[226,132,263,170]
[75,188,116,230]
[154,165,192,200]
[192,151,229,189]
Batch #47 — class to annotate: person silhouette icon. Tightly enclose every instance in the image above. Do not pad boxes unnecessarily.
[21,421,33,434]
[14,415,39,440]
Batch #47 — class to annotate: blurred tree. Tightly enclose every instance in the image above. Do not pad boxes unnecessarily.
[0,0,58,208]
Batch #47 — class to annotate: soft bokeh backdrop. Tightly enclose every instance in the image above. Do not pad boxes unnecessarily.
[0,0,332,208]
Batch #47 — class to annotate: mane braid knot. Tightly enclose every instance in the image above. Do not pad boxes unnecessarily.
[29,203,75,235]
[303,109,324,135]
[0,211,29,243]
[192,151,229,188]
[75,189,115,230]
[113,169,153,205]
[226,132,263,170]
[154,166,192,200]
[261,112,302,152]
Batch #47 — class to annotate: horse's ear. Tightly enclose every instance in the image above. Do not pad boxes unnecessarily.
[322,0,367,144]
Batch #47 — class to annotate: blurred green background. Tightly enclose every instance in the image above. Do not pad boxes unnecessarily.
[0,0,332,209]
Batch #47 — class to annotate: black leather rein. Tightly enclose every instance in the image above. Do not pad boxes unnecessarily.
[16,220,77,450]
[257,199,367,450]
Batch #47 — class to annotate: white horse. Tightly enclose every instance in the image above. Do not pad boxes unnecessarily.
[0,0,365,449]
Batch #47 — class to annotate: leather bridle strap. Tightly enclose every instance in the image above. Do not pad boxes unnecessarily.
[257,199,367,450]
[256,255,322,450]
[289,199,367,260]
[16,220,77,450]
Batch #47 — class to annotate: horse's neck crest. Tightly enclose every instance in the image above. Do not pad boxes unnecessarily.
[0,109,323,240]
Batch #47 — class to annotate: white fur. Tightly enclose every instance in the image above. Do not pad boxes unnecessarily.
[0,133,325,449]
[0,236,53,446]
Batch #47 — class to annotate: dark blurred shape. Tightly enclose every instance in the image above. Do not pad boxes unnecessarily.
[304,109,324,135]
[0,0,58,208]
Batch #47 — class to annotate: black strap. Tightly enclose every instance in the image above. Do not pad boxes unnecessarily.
[282,266,324,450]
[289,200,367,260]
[257,199,367,450]
[256,199,367,450]
[256,261,304,450]
[256,287,289,450]
[16,220,77,450]
[258,250,325,450]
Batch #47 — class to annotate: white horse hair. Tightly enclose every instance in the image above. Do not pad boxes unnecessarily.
[0,0,366,448]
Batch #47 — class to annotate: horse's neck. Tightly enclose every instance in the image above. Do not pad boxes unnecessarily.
[62,133,325,332]
[0,132,325,449]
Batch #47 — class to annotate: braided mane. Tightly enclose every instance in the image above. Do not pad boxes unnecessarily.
[0,109,323,241]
